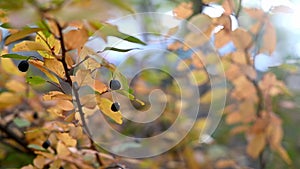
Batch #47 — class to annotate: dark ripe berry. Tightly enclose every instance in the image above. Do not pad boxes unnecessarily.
[18,60,29,72]
[33,112,38,119]
[42,140,51,149]
[109,80,121,90]
[111,102,120,112]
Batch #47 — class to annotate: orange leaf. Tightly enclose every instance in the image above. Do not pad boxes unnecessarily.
[29,59,59,84]
[56,100,74,111]
[64,28,89,51]
[214,29,231,48]
[33,155,45,169]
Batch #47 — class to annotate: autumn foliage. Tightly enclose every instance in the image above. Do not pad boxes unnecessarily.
[0,0,298,169]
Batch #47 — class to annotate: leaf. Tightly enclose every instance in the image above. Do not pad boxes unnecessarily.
[246,132,266,158]
[226,112,242,124]
[64,28,89,50]
[12,41,49,52]
[56,100,74,111]
[173,2,193,19]
[0,57,25,76]
[189,70,208,85]
[56,141,71,157]
[232,28,252,50]
[188,14,212,32]
[56,133,77,147]
[29,59,59,84]
[33,155,46,169]
[13,117,30,127]
[94,23,146,45]
[214,29,231,48]
[215,159,237,168]
[44,58,65,79]
[271,5,294,13]
[96,96,123,124]
[94,80,108,94]
[101,47,140,53]
[35,31,60,58]
[0,53,30,60]
[108,0,135,13]
[0,92,21,110]
[116,89,145,106]
[28,144,47,151]
[26,76,46,85]
[5,28,42,45]
[276,146,292,164]
[260,22,276,54]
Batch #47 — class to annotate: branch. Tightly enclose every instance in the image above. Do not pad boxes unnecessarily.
[53,18,103,167]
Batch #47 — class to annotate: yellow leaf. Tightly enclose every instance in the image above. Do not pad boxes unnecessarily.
[12,41,49,52]
[246,132,266,158]
[5,79,26,93]
[44,58,66,79]
[5,28,42,45]
[33,155,45,169]
[36,32,60,59]
[188,70,208,86]
[56,141,71,157]
[96,96,123,124]
[0,57,25,76]
[0,92,21,110]
[29,59,59,84]
[56,133,77,147]
[276,146,292,164]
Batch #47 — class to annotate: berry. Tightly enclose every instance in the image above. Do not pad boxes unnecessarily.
[111,102,120,112]
[18,60,29,72]
[33,112,38,119]
[109,80,121,90]
[42,140,51,149]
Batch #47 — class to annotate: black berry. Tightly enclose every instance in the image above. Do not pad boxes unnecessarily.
[111,102,120,112]
[42,140,51,149]
[33,112,38,119]
[18,60,29,72]
[109,80,121,90]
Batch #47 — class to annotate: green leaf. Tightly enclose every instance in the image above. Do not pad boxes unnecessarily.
[101,47,140,53]
[108,0,135,14]
[0,23,11,29]
[116,89,145,106]
[94,23,146,45]
[1,54,30,60]
[13,118,30,127]
[26,76,46,85]
[28,144,47,151]
[5,28,43,45]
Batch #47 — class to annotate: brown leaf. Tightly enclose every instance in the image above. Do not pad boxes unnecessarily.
[94,80,108,94]
[276,146,292,164]
[231,28,252,50]
[226,111,242,124]
[173,2,193,19]
[56,100,74,111]
[222,0,235,15]
[215,159,237,168]
[188,14,212,32]
[64,28,89,51]
[260,22,276,54]
[33,155,45,169]
[215,14,232,31]
[246,132,266,158]
[231,51,248,65]
[214,29,231,48]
